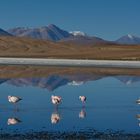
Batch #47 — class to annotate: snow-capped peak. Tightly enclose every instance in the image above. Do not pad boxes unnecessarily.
[116,34,140,45]
[127,34,133,39]
[69,31,86,36]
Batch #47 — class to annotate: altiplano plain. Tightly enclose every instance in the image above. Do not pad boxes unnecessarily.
[0,36,140,60]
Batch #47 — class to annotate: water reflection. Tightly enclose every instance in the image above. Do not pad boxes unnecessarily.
[136,114,140,121]
[136,115,140,127]
[0,74,140,91]
[0,70,140,133]
[136,98,140,105]
[5,74,102,91]
[7,117,21,125]
[51,109,61,124]
[79,108,86,119]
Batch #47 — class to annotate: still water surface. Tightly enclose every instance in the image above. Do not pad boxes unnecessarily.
[0,74,140,133]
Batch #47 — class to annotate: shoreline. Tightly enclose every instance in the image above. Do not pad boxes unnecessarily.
[0,57,140,68]
[0,130,140,140]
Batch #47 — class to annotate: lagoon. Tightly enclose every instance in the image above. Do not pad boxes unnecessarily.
[0,71,140,135]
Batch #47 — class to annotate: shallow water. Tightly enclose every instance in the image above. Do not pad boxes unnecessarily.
[0,73,140,134]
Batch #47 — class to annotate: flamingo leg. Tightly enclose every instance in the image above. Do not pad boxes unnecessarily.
[82,101,86,108]
[55,104,58,111]
[14,103,19,112]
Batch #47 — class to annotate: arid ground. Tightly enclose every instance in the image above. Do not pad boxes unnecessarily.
[0,36,140,60]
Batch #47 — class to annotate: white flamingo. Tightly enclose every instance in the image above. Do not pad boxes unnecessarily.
[79,96,86,107]
[51,95,62,106]
[7,117,21,125]
[8,95,22,110]
[8,95,22,103]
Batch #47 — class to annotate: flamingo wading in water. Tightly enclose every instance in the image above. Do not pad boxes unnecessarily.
[79,96,86,107]
[7,117,21,125]
[8,95,22,110]
[51,95,62,107]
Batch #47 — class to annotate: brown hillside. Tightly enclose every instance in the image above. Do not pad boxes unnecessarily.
[0,36,140,60]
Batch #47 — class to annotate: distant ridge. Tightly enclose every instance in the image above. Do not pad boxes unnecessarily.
[7,24,111,45]
[116,34,140,45]
[0,28,12,36]
[8,24,72,41]
[6,24,140,45]
[60,35,112,45]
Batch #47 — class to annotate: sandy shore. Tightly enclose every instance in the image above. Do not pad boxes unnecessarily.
[0,58,140,68]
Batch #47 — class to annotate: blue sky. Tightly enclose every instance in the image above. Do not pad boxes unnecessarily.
[0,0,140,40]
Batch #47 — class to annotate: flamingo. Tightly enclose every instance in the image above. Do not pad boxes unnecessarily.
[7,117,21,125]
[79,96,86,107]
[8,95,22,110]
[51,95,62,106]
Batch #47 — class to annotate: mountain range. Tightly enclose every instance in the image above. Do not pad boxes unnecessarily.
[59,35,112,45]
[116,34,140,45]
[7,24,72,41]
[0,28,12,36]
[7,24,111,45]
[0,24,140,45]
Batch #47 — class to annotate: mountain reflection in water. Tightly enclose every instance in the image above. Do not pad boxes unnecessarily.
[0,74,140,91]
[0,68,140,133]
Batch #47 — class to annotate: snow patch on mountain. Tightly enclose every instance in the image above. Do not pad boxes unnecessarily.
[127,34,133,39]
[116,34,140,45]
[69,31,86,36]
[68,81,84,86]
